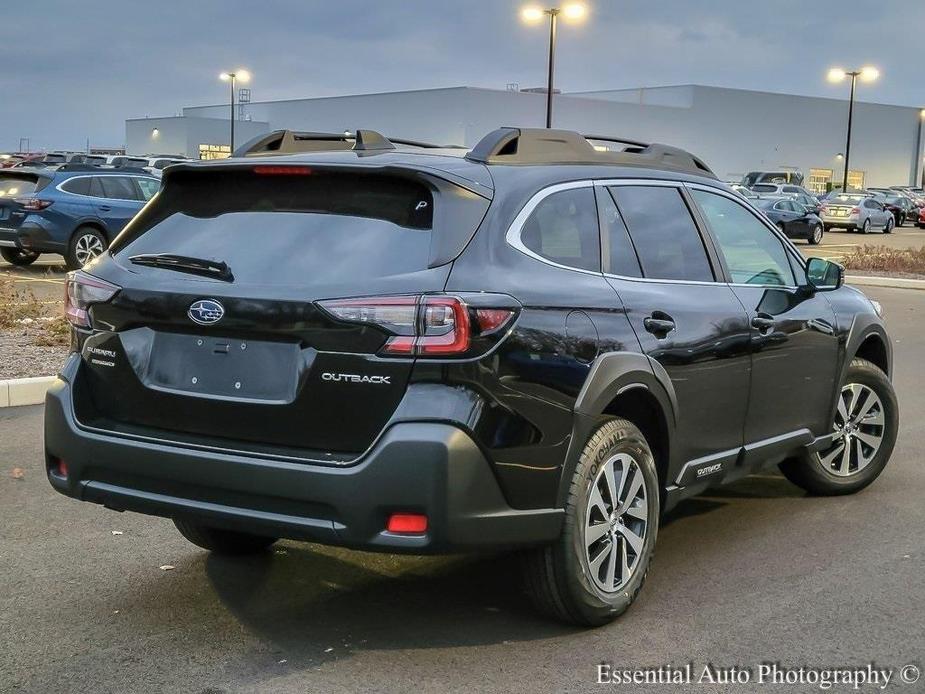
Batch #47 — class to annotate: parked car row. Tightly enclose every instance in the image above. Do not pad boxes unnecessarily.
[733,171,925,242]
[0,166,160,269]
[0,151,190,177]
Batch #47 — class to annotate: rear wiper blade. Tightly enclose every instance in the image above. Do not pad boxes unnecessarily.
[128,253,234,282]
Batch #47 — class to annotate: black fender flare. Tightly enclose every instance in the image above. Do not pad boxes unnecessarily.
[842,314,892,381]
[555,351,677,506]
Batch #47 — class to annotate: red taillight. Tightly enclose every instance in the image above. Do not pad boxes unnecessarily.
[318,294,515,358]
[475,308,515,333]
[850,207,861,215]
[386,513,428,534]
[417,296,469,355]
[15,197,52,211]
[253,165,313,175]
[65,271,120,328]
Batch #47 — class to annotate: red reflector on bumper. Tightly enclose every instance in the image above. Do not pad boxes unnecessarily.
[51,458,68,478]
[386,513,428,534]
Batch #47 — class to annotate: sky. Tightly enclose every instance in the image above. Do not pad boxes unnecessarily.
[3,0,924,152]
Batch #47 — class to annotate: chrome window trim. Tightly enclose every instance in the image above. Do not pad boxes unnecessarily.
[504,177,815,292]
[55,174,158,201]
[504,180,602,276]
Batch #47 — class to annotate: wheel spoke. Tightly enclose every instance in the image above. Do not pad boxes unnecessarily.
[618,525,644,555]
[619,465,643,512]
[624,500,648,522]
[585,521,609,545]
[836,395,849,426]
[619,537,630,583]
[604,538,617,590]
[845,384,862,420]
[588,484,608,520]
[589,542,611,575]
[838,440,852,475]
[603,459,619,512]
[819,440,845,468]
[854,430,882,451]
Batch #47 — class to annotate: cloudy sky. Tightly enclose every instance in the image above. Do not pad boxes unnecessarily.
[3,0,923,151]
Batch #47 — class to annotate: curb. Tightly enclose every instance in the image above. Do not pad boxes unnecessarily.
[0,376,56,408]
[846,275,925,291]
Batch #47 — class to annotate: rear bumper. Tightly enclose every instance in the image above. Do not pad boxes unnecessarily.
[44,363,563,554]
[0,221,66,253]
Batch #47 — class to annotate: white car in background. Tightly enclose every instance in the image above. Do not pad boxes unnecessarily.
[144,156,189,176]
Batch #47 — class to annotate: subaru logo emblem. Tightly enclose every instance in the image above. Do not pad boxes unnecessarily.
[188,299,225,325]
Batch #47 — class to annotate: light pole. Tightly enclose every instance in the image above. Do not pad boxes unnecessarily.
[827,66,879,193]
[521,4,587,128]
[219,69,251,153]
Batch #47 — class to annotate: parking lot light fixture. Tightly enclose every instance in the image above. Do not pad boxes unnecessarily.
[219,69,251,153]
[520,4,588,128]
[827,66,879,193]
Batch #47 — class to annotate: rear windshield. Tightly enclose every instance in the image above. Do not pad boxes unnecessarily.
[0,173,47,196]
[750,184,777,192]
[113,169,441,285]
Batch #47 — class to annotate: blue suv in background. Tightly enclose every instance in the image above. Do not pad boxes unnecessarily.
[0,167,160,269]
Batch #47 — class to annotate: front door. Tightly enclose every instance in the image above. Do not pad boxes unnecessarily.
[688,187,840,452]
[600,183,752,483]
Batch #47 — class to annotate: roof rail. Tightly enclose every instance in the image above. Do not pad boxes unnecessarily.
[232,129,449,157]
[465,128,716,178]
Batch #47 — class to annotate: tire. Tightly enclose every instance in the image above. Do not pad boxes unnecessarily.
[898,214,906,227]
[779,358,898,496]
[521,418,659,626]
[173,518,278,555]
[66,226,108,270]
[808,224,823,245]
[0,247,40,266]
[861,218,871,234]
[884,217,894,234]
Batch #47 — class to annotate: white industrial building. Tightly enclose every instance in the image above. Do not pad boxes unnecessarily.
[126,84,925,191]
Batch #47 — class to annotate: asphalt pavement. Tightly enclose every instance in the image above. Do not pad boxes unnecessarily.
[1,286,923,693]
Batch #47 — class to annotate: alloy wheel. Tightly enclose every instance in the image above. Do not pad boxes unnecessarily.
[816,383,885,477]
[74,233,104,266]
[811,225,823,244]
[584,453,649,593]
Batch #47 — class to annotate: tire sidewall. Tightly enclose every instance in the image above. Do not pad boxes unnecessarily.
[562,421,660,620]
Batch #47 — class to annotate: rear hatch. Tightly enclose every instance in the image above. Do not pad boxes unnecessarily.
[0,172,51,230]
[74,161,491,460]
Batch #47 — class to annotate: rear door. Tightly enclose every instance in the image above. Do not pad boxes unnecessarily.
[602,182,752,482]
[688,186,838,450]
[91,176,144,235]
[75,165,489,458]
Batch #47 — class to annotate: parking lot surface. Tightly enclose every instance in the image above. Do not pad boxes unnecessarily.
[1,285,923,693]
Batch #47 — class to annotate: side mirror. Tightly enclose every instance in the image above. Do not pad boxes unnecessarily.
[805,257,844,292]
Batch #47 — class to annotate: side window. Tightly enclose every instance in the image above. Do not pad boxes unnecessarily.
[597,187,642,277]
[691,190,796,287]
[134,178,160,201]
[520,187,600,272]
[100,176,139,201]
[61,177,91,196]
[609,185,714,282]
[89,177,105,198]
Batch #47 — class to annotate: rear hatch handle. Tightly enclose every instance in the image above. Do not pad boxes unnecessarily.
[128,253,234,282]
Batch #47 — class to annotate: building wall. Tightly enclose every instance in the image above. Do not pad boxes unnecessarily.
[143,86,924,186]
[126,116,269,158]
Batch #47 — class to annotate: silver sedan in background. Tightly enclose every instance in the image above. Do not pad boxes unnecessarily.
[820,193,894,234]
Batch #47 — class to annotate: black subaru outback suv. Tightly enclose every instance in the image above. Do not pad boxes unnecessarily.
[45,128,898,626]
